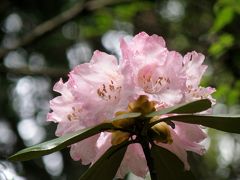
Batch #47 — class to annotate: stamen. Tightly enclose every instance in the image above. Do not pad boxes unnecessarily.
[96,80,121,101]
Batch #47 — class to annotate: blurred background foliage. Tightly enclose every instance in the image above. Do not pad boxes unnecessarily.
[0,0,240,179]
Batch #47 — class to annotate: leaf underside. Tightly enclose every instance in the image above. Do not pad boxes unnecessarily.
[156,114,240,134]
[151,144,196,180]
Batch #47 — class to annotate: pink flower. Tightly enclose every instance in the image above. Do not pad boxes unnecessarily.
[120,32,186,106]
[48,50,130,164]
[118,32,215,175]
[48,32,215,178]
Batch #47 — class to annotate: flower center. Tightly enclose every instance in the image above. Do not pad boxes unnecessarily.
[67,106,81,121]
[110,95,173,145]
[137,65,170,94]
[96,79,122,101]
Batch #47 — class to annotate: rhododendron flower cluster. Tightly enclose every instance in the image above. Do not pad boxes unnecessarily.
[47,32,215,178]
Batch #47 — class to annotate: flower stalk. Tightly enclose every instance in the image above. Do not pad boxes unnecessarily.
[140,138,158,180]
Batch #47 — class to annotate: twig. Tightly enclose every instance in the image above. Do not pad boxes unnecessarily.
[86,0,131,10]
[0,65,68,77]
[0,0,133,59]
[0,0,86,59]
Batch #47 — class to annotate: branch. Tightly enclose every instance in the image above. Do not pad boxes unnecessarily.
[85,0,132,10]
[0,65,68,78]
[0,0,133,59]
[0,0,85,59]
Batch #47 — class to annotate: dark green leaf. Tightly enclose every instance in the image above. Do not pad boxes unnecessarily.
[153,114,240,134]
[151,144,196,180]
[79,141,130,180]
[9,122,115,161]
[146,99,212,118]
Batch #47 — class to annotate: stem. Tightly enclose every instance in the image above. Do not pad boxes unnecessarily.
[140,139,158,180]
[0,65,68,77]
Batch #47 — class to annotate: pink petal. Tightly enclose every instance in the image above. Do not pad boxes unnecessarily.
[174,122,207,143]
[55,120,82,136]
[70,135,99,165]
[93,132,112,163]
[116,143,148,178]
[183,51,207,88]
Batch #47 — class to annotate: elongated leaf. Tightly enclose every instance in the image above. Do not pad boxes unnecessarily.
[9,112,139,161]
[152,114,240,134]
[151,144,196,180]
[146,99,211,118]
[211,6,234,33]
[79,141,130,180]
[111,112,141,121]
[9,122,115,161]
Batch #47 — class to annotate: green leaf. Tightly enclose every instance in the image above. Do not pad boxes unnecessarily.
[211,6,234,33]
[146,99,212,118]
[111,112,141,121]
[9,112,140,161]
[9,122,115,161]
[153,114,240,134]
[209,33,234,56]
[151,144,196,180]
[79,141,130,180]
[113,1,152,21]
